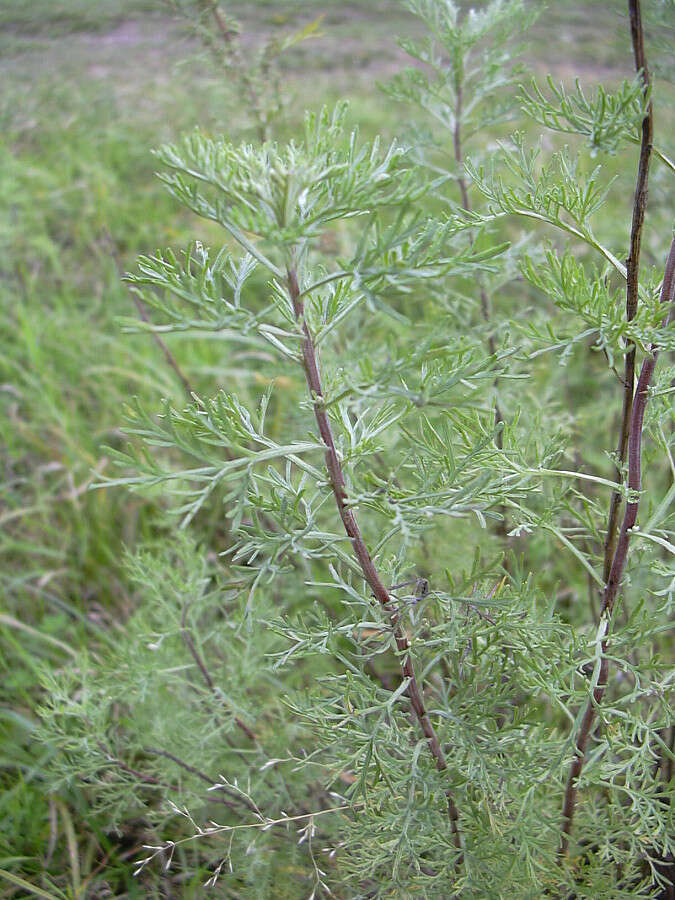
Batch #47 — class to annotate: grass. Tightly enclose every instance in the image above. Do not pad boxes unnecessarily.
[0,0,671,895]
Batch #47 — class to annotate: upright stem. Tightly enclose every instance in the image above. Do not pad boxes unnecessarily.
[286,264,463,863]
[198,0,267,141]
[452,61,505,520]
[453,76,471,215]
[561,1,656,854]
[453,81,494,343]
[602,0,654,583]
[559,237,675,857]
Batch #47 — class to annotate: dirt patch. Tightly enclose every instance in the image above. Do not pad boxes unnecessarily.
[86,20,146,46]
[82,17,175,49]
[3,5,629,107]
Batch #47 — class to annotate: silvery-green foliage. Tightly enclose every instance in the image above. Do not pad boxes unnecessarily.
[519,75,650,155]
[385,0,535,156]
[38,535,323,893]
[37,2,674,897]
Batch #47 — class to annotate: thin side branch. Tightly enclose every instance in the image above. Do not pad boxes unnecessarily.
[102,228,195,398]
[95,742,246,814]
[286,264,463,864]
[96,741,170,788]
[132,293,196,398]
[181,601,257,743]
[143,746,258,814]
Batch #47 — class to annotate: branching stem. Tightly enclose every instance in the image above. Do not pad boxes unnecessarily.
[560,1,658,857]
[603,0,654,584]
[559,236,675,857]
[286,263,463,864]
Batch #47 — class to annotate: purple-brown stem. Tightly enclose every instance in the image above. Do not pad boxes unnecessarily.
[602,0,654,583]
[143,746,259,813]
[132,292,196,398]
[559,237,675,857]
[286,264,463,863]
[561,0,658,859]
[97,741,167,787]
[96,741,256,814]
